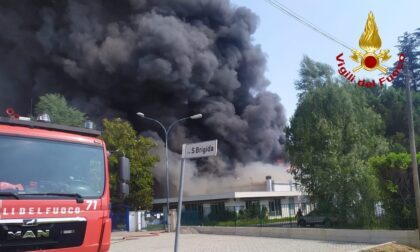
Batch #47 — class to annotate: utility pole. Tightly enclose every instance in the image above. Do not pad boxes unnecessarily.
[404,67,420,239]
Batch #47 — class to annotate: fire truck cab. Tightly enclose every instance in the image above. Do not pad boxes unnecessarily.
[0,114,129,252]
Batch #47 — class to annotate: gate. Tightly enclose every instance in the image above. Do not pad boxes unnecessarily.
[144,211,165,231]
[111,204,129,231]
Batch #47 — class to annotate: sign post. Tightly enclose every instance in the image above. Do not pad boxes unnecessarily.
[174,140,218,252]
[174,158,185,252]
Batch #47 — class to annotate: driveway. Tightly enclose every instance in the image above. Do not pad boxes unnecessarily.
[110,232,375,252]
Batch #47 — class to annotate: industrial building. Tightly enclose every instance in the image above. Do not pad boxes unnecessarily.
[153,176,310,219]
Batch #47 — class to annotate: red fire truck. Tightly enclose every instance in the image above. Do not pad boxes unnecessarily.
[0,110,130,251]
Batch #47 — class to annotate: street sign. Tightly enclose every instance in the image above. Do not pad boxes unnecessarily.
[175,139,218,252]
[181,140,218,159]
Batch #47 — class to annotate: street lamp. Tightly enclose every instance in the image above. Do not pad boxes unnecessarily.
[136,112,202,232]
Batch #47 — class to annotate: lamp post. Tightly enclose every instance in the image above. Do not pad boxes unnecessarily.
[136,112,202,232]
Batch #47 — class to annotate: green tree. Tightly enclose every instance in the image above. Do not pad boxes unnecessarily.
[360,86,420,151]
[35,93,85,127]
[391,30,419,90]
[369,152,419,228]
[102,118,159,210]
[287,68,388,225]
[369,152,420,200]
[295,55,336,100]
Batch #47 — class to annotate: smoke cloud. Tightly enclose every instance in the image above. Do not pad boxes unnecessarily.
[151,138,293,196]
[0,0,287,192]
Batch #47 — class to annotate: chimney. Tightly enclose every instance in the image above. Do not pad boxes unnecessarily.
[266,176,273,192]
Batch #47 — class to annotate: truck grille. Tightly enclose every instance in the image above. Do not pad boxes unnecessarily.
[0,217,87,251]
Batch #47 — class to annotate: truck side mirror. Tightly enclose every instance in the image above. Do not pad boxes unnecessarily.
[118,182,129,197]
[118,156,130,181]
[118,156,130,197]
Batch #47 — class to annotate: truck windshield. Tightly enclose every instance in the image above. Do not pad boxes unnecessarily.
[0,135,105,198]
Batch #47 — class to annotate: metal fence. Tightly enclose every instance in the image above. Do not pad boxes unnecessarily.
[181,199,417,230]
[111,204,130,231]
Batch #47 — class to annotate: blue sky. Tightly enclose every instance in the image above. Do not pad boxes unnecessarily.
[231,0,420,121]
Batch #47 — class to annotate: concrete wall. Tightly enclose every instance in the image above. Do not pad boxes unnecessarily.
[186,226,420,248]
[273,184,291,192]
[168,209,177,232]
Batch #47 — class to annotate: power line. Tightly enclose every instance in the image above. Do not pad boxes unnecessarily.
[264,0,353,51]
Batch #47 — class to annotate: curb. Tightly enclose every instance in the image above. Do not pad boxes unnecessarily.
[122,232,160,240]
[111,231,162,241]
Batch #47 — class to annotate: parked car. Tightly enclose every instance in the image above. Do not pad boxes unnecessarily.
[297,211,337,227]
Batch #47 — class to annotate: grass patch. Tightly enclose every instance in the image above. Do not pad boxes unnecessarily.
[145,224,165,231]
[363,243,419,252]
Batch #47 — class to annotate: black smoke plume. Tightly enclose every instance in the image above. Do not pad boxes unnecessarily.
[0,0,287,188]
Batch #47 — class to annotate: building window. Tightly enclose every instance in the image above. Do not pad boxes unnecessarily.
[245,200,259,210]
[289,197,295,215]
[268,199,282,216]
[269,201,275,212]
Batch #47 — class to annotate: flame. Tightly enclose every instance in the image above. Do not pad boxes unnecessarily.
[359,12,382,52]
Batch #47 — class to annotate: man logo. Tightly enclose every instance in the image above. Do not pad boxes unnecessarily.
[23,218,38,226]
[7,230,50,240]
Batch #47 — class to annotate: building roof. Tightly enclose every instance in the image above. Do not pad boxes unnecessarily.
[153,191,303,204]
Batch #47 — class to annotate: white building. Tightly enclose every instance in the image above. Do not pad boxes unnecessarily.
[153,176,311,219]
